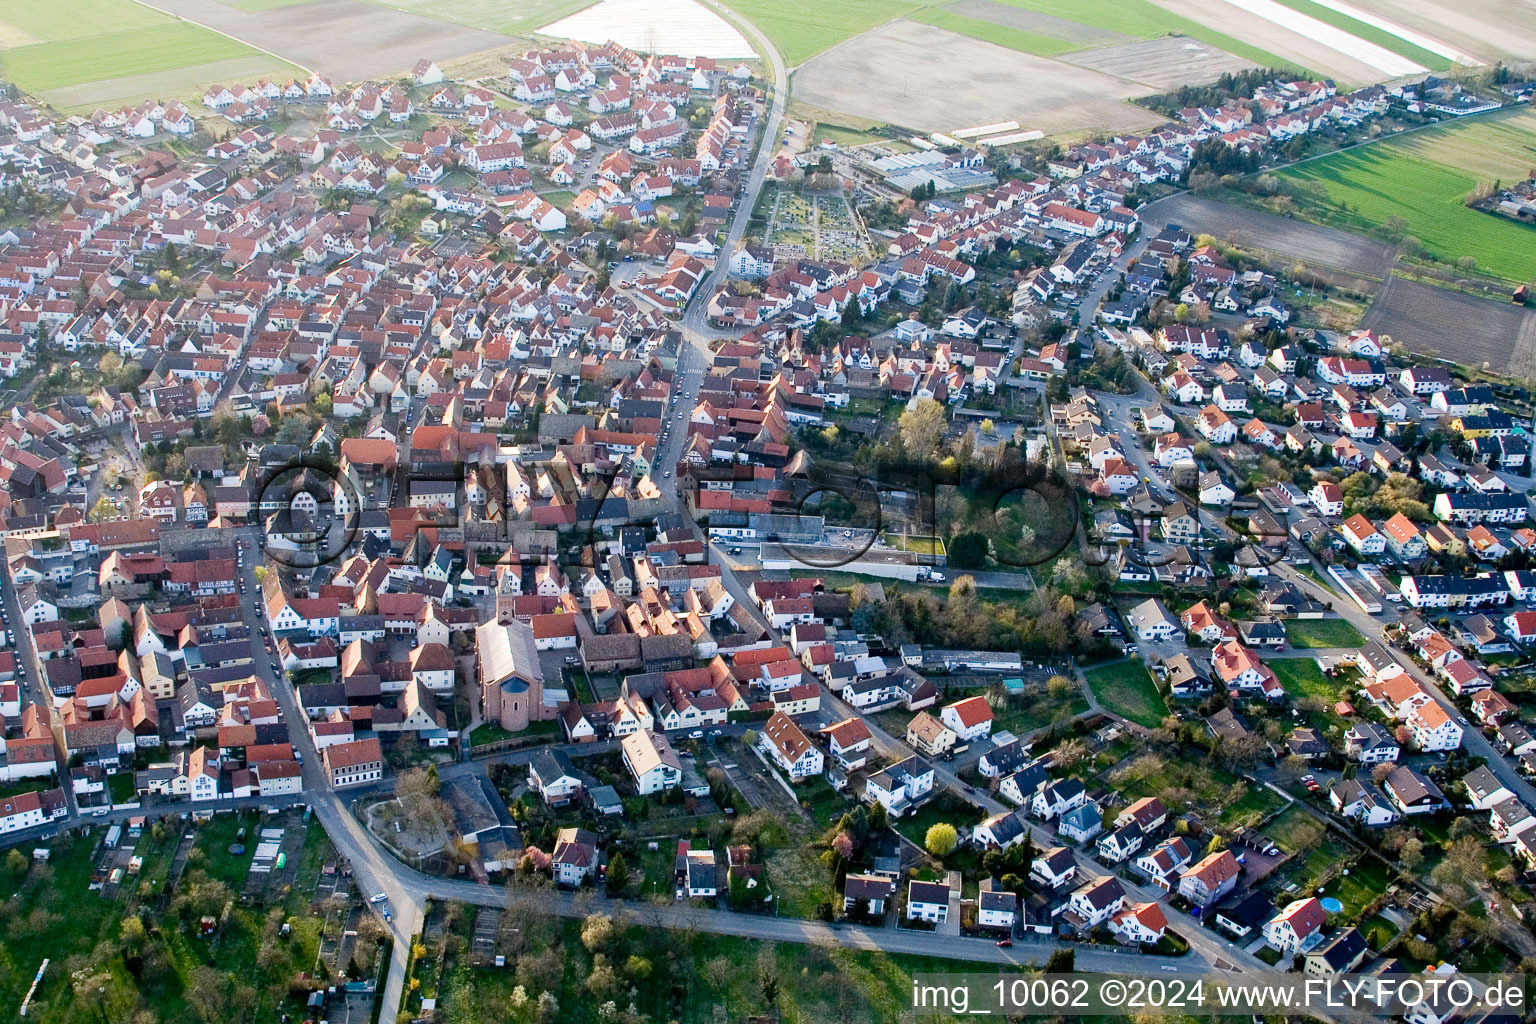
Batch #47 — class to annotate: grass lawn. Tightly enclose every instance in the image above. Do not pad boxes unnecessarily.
[1266,805,1328,855]
[1285,617,1366,649]
[908,9,1080,56]
[724,0,929,65]
[470,722,512,745]
[108,771,137,805]
[796,772,852,831]
[1362,912,1398,950]
[0,22,265,93]
[1268,0,1452,70]
[1084,659,1168,728]
[1317,855,1390,921]
[1269,657,1346,705]
[764,845,834,919]
[811,122,889,147]
[994,688,1090,735]
[190,811,259,889]
[1220,785,1287,828]
[470,719,557,746]
[1281,144,1536,283]
[885,532,945,555]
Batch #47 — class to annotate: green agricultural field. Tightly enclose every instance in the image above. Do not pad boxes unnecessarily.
[909,9,1080,56]
[998,0,1298,70]
[1084,658,1169,728]
[1,23,261,93]
[725,0,930,65]
[1383,105,1536,182]
[1269,0,1452,70]
[1284,617,1366,649]
[0,0,166,47]
[371,0,597,34]
[1282,143,1536,282]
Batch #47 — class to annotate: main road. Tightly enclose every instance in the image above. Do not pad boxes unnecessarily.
[680,0,789,342]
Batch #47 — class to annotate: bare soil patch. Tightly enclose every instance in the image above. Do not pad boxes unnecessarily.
[1060,35,1258,90]
[1339,0,1536,65]
[1141,192,1397,276]
[1362,274,1536,374]
[138,0,513,79]
[791,19,1163,136]
[943,0,1131,47]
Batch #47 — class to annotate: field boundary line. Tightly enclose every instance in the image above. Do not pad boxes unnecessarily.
[123,0,315,75]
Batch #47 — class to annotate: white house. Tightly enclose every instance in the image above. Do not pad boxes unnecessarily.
[907,879,950,923]
[621,729,682,794]
[759,712,825,780]
[939,696,993,742]
[1262,898,1327,956]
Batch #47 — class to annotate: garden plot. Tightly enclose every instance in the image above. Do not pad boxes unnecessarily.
[1060,36,1259,91]
[793,20,1165,137]
[539,0,756,58]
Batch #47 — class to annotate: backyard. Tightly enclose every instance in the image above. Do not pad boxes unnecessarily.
[1284,617,1366,649]
[1083,659,1169,728]
[1107,749,1246,817]
[1269,657,1351,708]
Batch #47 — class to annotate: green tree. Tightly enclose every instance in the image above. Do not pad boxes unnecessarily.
[1044,949,1075,973]
[925,822,958,857]
[898,398,946,458]
[605,852,629,894]
[946,531,989,569]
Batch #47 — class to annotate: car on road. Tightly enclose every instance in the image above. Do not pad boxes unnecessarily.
[370,892,388,903]
[729,547,741,555]
[996,939,1012,948]
[689,730,704,739]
